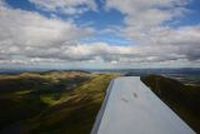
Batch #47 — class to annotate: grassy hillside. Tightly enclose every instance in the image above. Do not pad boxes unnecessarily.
[2,72,198,133]
[141,75,200,133]
[0,72,117,134]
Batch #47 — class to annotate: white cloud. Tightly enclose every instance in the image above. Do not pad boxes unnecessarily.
[0,4,94,46]
[0,3,95,65]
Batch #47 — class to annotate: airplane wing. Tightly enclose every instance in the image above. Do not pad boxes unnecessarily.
[91,77,195,134]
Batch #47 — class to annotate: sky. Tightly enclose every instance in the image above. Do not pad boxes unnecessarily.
[0,0,200,69]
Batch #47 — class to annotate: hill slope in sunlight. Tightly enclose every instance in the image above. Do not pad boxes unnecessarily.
[0,72,117,134]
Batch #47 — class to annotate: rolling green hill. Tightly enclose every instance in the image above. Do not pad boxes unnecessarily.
[141,75,200,133]
[0,72,117,134]
[1,72,199,133]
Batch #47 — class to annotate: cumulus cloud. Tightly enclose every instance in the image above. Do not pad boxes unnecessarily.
[0,6,94,47]
[0,2,95,66]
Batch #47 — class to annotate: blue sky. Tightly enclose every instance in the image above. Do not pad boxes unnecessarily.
[0,0,200,69]
[6,0,200,29]
[6,0,125,28]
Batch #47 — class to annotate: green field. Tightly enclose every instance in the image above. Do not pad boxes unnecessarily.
[0,72,117,134]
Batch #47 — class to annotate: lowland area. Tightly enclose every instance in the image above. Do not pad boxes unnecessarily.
[0,70,199,133]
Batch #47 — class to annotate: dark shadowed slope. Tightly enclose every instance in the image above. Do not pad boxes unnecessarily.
[141,75,200,133]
